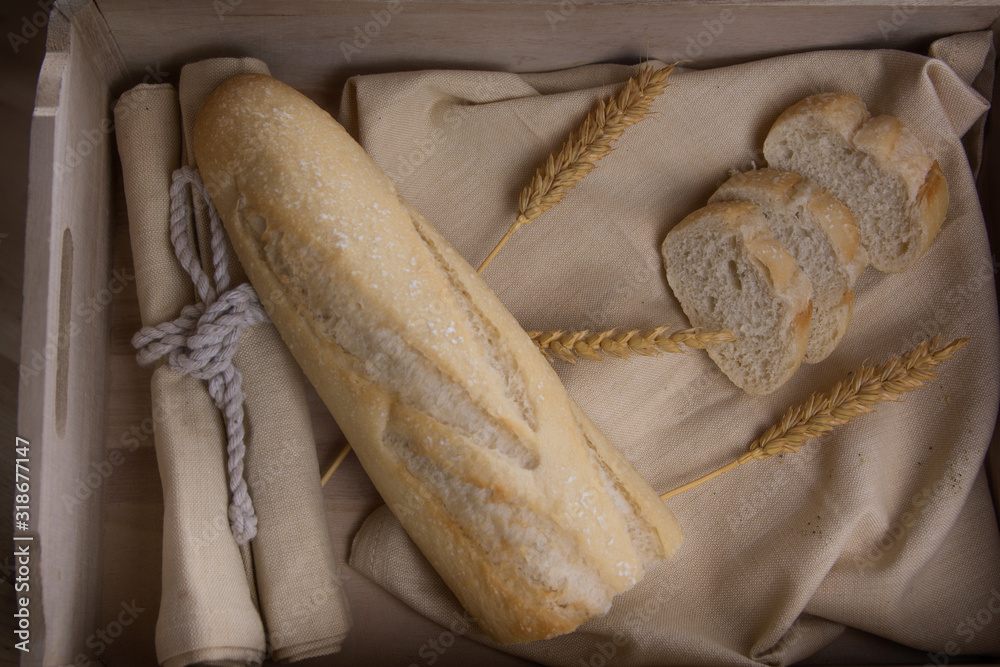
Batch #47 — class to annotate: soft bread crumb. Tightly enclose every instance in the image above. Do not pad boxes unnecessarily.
[763,93,947,273]
[663,201,812,394]
[709,168,866,362]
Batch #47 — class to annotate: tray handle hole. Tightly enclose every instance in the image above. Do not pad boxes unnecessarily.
[55,227,73,438]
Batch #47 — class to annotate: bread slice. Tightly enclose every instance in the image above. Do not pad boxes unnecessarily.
[762,92,948,273]
[662,201,812,394]
[709,168,868,363]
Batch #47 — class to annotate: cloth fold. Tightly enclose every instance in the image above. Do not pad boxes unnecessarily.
[344,32,1000,665]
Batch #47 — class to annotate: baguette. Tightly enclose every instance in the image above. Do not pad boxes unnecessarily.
[709,168,867,363]
[762,92,948,273]
[193,73,683,644]
[662,201,813,394]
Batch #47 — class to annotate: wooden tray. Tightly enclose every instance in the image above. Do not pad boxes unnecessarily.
[19,1,1000,664]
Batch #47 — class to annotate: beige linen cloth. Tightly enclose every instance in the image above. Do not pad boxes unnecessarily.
[345,32,1000,664]
[114,58,350,666]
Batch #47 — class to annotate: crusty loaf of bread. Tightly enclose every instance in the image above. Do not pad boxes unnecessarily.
[762,92,948,273]
[662,201,813,394]
[193,73,683,644]
[709,168,868,363]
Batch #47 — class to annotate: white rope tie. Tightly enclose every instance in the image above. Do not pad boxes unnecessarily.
[132,165,266,545]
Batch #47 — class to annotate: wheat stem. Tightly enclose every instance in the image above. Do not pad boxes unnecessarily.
[477,63,676,275]
[320,443,353,488]
[659,460,742,500]
[660,336,969,500]
[529,325,734,364]
[476,226,520,277]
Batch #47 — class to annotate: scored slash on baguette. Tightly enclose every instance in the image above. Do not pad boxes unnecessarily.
[763,92,948,273]
[662,201,813,395]
[709,168,867,363]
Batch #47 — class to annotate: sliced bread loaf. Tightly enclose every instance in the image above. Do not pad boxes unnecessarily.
[709,168,868,363]
[662,201,813,395]
[762,92,948,273]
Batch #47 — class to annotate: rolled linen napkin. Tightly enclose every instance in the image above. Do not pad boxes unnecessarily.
[178,58,352,662]
[114,83,267,667]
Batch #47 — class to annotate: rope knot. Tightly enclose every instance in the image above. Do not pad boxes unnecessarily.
[155,283,267,381]
[131,166,265,545]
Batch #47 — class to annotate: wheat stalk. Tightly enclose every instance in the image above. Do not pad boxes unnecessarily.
[320,443,353,488]
[660,336,969,500]
[477,63,676,274]
[529,325,734,364]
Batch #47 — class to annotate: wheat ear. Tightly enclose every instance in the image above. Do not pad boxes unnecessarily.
[529,326,734,364]
[477,63,676,274]
[660,336,969,500]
